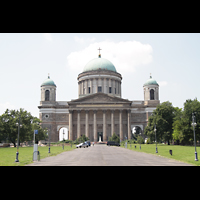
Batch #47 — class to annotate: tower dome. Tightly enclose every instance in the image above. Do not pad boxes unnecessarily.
[83,55,117,73]
[41,75,56,87]
[143,75,159,86]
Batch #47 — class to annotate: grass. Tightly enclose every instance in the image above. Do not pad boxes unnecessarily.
[0,144,76,166]
[121,143,200,166]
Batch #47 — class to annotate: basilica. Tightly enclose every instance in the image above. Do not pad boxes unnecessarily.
[38,52,160,142]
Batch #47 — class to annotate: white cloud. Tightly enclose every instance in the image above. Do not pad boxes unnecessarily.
[67,40,153,73]
[43,33,53,41]
[74,36,96,44]
[0,102,15,115]
[158,81,168,86]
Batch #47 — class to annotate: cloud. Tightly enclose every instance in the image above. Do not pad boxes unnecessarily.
[74,36,96,44]
[43,33,53,41]
[67,40,153,73]
[158,81,168,86]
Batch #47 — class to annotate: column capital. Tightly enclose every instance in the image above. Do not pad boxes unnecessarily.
[69,110,73,114]
[85,110,89,113]
[77,110,81,113]
[93,110,97,114]
[102,109,107,113]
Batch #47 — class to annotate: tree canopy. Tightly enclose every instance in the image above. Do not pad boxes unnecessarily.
[144,99,200,145]
[172,98,200,145]
[144,101,176,144]
[0,108,47,147]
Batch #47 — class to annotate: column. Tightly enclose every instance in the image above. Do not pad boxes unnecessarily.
[111,110,114,136]
[104,78,107,94]
[90,79,93,94]
[102,78,104,93]
[127,109,131,139]
[103,110,107,141]
[119,82,121,97]
[85,110,89,138]
[69,110,73,140]
[112,79,114,95]
[119,110,123,141]
[82,81,84,95]
[93,110,97,142]
[96,78,98,93]
[77,110,81,138]
[85,79,88,95]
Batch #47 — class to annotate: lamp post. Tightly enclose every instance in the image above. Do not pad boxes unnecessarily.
[139,132,141,150]
[15,114,22,162]
[154,124,158,153]
[62,129,65,150]
[192,113,198,161]
[48,129,51,153]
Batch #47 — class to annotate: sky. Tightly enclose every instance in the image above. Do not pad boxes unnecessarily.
[0,33,200,121]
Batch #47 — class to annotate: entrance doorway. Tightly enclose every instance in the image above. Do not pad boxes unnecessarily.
[97,132,103,142]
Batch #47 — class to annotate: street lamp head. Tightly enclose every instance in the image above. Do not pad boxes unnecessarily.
[154,128,157,132]
[192,122,197,126]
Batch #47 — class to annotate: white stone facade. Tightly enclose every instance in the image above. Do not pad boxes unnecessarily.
[38,58,160,142]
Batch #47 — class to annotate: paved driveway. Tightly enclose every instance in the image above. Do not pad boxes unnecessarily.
[26,144,192,166]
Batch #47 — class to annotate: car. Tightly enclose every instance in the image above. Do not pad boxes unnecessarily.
[76,143,83,148]
[76,142,89,148]
[107,141,120,146]
[81,142,89,148]
[85,141,91,146]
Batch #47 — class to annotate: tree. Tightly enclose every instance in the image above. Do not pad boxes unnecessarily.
[75,135,89,144]
[0,108,47,147]
[108,132,120,143]
[172,98,200,145]
[144,101,176,144]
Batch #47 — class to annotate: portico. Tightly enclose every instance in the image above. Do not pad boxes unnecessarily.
[68,92,132,142]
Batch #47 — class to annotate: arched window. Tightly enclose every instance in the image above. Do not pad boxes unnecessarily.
[45,90,50,101]
[150,89,154,100]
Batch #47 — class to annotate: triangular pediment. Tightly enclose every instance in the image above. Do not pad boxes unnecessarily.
[68,93,131,104]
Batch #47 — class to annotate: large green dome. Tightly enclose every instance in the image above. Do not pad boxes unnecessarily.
[41,75,56,87]
[83,55,117,73]
[143,76,159,86]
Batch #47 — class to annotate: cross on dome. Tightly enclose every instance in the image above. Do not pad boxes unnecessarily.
[97,47,102,54]
[97,47,102,58]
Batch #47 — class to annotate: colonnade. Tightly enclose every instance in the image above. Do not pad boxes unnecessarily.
[78,78,121,97]
[69,109,131,142]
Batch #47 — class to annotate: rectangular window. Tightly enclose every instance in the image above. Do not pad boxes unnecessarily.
[109,87,112,93]
[98,86,102,92]
[88,87,91,94]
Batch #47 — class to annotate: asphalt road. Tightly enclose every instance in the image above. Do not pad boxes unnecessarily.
[26,144,192,166]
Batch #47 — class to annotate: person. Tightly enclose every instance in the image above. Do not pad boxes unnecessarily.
[93,142,94,146]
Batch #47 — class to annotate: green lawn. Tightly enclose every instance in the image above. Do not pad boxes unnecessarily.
[121,143,200,166]
[0,145,76,166]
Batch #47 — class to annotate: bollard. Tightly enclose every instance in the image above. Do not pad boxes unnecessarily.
[169,150,172,156]
[37,151,40,161]
[135,145,136,149]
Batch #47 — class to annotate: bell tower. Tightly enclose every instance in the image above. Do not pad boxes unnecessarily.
[143,74,159,106]
[40,74,56,102]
